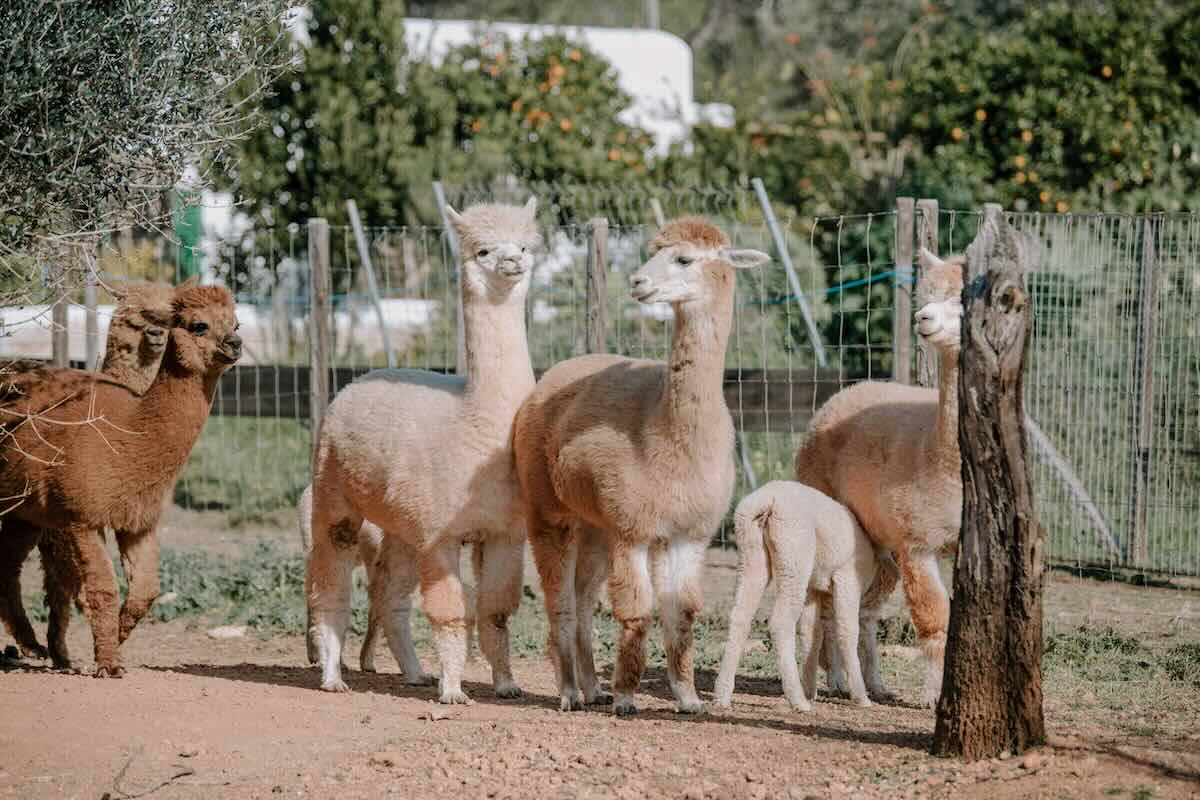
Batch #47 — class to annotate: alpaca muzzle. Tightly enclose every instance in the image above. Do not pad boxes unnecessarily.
[219,334,243,363]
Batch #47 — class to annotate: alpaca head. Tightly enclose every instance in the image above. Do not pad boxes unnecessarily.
[166,284,242,376]
[105,281,175,375]
[915,248,966,351]
[445,198,541,299]
[630,216,769,308]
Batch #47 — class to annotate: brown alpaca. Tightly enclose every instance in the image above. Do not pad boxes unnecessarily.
[794,249,965,706]
[0,284,240,676]
[0,282,175,665]
[513,217,769,714]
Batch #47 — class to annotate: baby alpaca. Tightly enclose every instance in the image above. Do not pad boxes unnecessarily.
[714,481,878,711]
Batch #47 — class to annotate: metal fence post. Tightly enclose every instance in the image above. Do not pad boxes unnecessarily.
[585,217,609,354]
[308,218,332,466]
[916,198,940,387]
[346,199,396,368]
[750,177,828,368]
[84,257,99,370]
[1129,215,1159,567]
[432,181,466,374]
[50,260,70,367]
[893,198,915,384]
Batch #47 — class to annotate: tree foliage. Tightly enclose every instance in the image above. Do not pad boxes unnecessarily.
[0,0,292,302]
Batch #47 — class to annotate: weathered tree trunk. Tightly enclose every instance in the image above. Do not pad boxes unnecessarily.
[932,204,1045,760]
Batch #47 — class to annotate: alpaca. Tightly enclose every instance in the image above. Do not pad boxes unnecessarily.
[296,484,476,675]
[793,248,964,706]
[0,281,175,666]
[513,217,769,714]
[712,481,879,711]
[0,284,241,676]
[306,200,539,703]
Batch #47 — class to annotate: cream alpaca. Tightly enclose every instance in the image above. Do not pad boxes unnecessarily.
[297,484,475,675]
[794,248,964,706]
[306,200,539,703]
[514,217,769,715]
[713,481,879,711]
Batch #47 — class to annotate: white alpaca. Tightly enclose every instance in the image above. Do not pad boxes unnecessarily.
[713,481,879,711]
[514,217,769,715]
[794,248,965,707]
[306,200,539,703]
[297,485,475,676]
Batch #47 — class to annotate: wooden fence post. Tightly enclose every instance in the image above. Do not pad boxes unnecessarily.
[585,217,609,354]
[933,203,1044,760]
[1128,216,1159,567]
[50,259,70,368]
[432,181,466,375]
[916,198,940,387]
[308,218,332,466]
[84,259,99,370]
[893,198,915,384]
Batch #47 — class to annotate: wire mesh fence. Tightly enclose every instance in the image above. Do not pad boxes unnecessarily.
[3,187,1198,578]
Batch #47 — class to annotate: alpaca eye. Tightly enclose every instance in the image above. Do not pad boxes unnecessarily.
[677,255,694,266]
[477,249,490,258]
[190,322,209,335]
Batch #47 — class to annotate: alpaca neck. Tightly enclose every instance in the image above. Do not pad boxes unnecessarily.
[661,286,733,441]
[461,283,534,411]
[934,347,960,460]
[100,348,157,395]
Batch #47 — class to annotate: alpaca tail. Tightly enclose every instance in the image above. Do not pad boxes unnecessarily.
[297,484,314,553]
[713,489,776,707]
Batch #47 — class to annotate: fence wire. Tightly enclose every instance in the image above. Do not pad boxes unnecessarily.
[3,196,1198,579]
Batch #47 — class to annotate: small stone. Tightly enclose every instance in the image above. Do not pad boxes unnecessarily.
[158,591,178,604]
[206,625,246,639]
[178,748,200,758]
[419,703,451,721]
[1019,753,1045,771]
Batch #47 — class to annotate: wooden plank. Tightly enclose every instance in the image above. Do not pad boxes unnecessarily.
[1128,217,1159,567]
[585,217,609,354]
[308,218,332,465]
[893,198,915,385]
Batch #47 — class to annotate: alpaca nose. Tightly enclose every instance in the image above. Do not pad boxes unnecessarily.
[146,326,166,341]
[630,274,650,291]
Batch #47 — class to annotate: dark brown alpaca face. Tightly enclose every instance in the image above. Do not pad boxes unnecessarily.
[129,303,173,362]
[169,295,242,376]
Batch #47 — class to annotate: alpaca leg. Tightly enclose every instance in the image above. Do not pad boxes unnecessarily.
[418,541,470,704]
[473,533,525,698]
[306,495,362,693]
[898,549,950,707]
[463,558,478,662]
[800,600,822,702]
[655,537,707,714]
[0,518,48,659]
[818,606,849,696]
[529,518,582,711]
[713,520,771,708]
[373,540,431,683]
[831,576,871,707]
[40,531,82,669]
[573,528,611,705]
[768,567,813,712]
[115,528,159,644]
[608,539,653,716]
[73,527,123,677]
[358,527,383,673]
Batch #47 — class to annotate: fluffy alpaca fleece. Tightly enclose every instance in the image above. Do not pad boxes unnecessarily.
[296,484,476,675]
[793,249,964,706]
[513,217,769,714]
[713,481,880,711]
[0,281,175,666]
[306,200,539,702]
[0,284,241,675]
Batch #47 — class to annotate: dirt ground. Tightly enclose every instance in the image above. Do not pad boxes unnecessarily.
[2,509,1198,799]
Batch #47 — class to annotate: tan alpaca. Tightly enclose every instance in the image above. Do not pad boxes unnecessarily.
[0,284,241,676]
[513,217,769,714]
[794,248,964,707]
[0,282,174,666]
[713,481,879,711]
[296,484,475,675]
[306,200,539,702]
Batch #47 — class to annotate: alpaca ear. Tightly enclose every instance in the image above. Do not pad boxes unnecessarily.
[918,247,945,270]
[108,280,128,302]
[719,248,771,269]
[177,275,199,289]
[523,197,538,219]
[444,205,466,231]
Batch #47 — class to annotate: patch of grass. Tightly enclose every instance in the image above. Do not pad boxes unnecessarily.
[1044,625,1150,681]
[1158,642,1200,687]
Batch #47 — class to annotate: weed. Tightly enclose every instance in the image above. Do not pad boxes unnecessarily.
[1158,642,1200,687]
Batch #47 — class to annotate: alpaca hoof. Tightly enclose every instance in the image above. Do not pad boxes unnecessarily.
[494,681,523,699]
[851,695,874,708]
[321,678,351,693]
[712,700,733,712]
[613,698,639,716]
[438,689,472,705]
[20,643,49,660]
[921,685,941,709]
[676,699,707,715]
[360,661,376,673]
[868,688,897,704]
[94,664,125,678]
[584,689,613,705]
[787,696,814,712]
[404,673,436,687]
[559,691,584,712]
[305,634,320,666]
